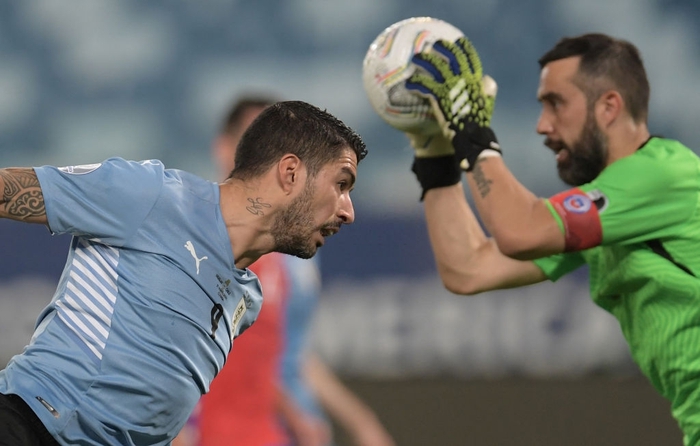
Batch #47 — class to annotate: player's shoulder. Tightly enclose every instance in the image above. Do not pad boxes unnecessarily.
[38,157,161,175]
[637,137,698,163]
[104,158,216,210]
[111,158,170,190]
[37,158,169,193]
[104,158,207,183]
[583,137,698,200]
[603,137,698,181]
[102,157,166,172]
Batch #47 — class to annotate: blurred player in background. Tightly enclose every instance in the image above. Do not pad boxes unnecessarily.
[0,100,366,445]
[175,96,395,446]
[402,32,700,444]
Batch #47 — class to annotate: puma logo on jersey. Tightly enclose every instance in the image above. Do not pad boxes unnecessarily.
[184,241,208,275]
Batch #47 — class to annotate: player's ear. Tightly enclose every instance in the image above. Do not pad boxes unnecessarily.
[277,154,303,194]
[596,90,623,128]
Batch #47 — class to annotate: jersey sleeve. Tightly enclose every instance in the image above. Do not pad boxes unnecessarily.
[533,251,586,281]
[545,144,698,250]
[34,158,164,245]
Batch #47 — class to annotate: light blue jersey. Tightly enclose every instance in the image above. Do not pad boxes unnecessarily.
[0,158,263,445]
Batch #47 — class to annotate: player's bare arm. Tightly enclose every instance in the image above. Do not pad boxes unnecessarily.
[401,35,566,262]
[423,183,547,295]
[466,157,565,260]
[0,167,47,224]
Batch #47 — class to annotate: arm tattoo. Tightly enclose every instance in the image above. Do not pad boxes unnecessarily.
[472,160,493,199]
[246,197,271,216]
[0,168,46,220]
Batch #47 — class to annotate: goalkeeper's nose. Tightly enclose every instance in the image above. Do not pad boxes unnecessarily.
[536,109,555,136]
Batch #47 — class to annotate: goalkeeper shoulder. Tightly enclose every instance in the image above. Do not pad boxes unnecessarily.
[404,36,501,200]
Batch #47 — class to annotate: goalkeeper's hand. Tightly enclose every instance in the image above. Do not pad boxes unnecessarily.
[406,131,461,201]
[405,36,501,171]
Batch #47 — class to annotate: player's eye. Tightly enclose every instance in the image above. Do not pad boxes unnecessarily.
[339,180,357,195]
[540,100,556,116]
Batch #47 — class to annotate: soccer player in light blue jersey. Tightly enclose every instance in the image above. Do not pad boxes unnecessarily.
[179,96,393,446]
[0,100,367,446]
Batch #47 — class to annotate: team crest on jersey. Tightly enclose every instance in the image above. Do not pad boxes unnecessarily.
[562,193,592,214]
[58,163,102,174]
[586,189,609,213]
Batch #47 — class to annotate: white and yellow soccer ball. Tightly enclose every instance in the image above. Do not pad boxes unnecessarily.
[362,17,464,135]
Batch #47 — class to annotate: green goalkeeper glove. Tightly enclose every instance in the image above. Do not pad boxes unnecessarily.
[405,37,501,172]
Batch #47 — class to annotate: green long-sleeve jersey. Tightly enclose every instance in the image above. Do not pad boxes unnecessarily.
[535,137,700,444]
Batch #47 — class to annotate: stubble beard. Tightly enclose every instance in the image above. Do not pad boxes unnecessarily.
[272,183,318,259]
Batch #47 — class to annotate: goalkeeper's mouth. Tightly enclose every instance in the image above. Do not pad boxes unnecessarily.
[544,139,569,163]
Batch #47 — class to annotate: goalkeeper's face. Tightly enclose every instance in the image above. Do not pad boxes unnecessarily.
[537,57,608,186]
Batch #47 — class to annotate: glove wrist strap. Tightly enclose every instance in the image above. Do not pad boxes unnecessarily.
[452,125,501,172]
[411,156,462,201]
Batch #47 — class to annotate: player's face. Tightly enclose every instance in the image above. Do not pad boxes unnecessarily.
[272,148,357,259]
[536,57,608,186]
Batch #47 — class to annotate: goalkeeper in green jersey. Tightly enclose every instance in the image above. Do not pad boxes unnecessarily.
[404,33,700,444]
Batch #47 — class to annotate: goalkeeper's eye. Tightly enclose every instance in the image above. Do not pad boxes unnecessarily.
[538,92,565,112]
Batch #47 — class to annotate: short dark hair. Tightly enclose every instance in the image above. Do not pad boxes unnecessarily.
[230,101,367,181]
[220,95,280,136]
[538,33,649,123]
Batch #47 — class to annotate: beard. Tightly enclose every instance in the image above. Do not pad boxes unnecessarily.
[271,182,339,259]
[548,111,608,186]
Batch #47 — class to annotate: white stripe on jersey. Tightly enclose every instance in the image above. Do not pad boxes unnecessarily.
[56,239,119,361]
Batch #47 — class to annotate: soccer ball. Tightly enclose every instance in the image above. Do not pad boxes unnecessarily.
[362,17,464,135]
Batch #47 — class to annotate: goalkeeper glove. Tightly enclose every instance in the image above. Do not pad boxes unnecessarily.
[405,37,501,171]
[406,132,461,201]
